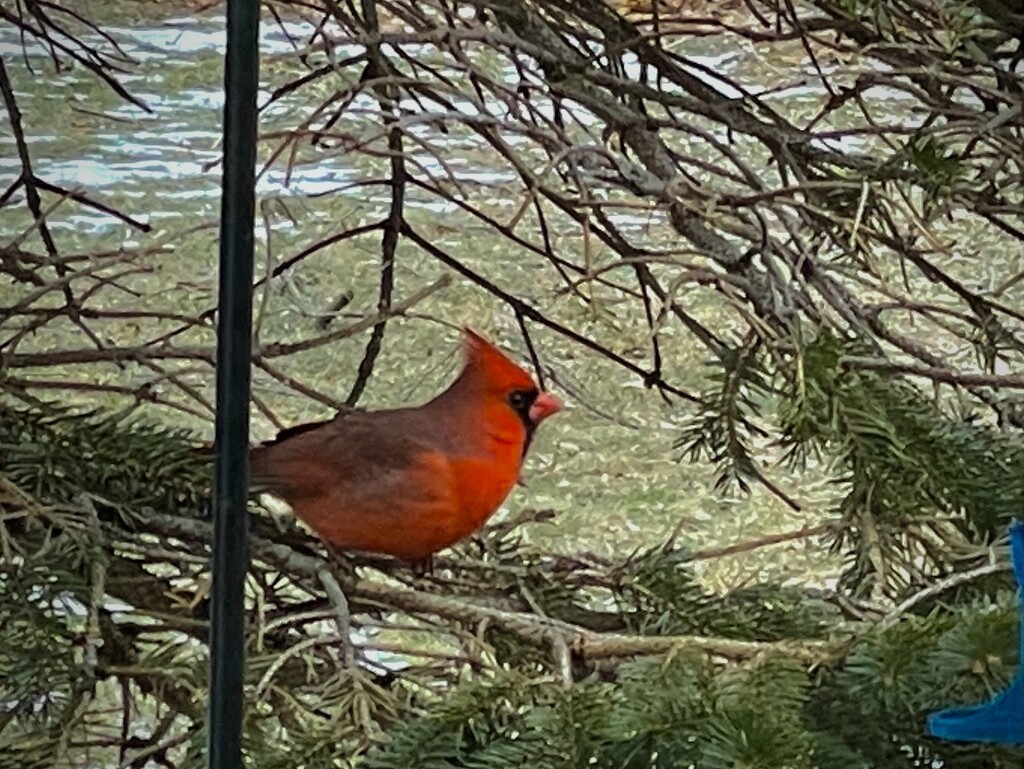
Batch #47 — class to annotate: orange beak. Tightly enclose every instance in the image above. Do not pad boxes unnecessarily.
[529,392,563,424]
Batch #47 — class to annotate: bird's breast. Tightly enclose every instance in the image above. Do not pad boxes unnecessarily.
[450,458,519,530]
[416,401,529,546]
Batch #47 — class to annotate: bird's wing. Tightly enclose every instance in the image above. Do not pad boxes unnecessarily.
[250,409,436,500]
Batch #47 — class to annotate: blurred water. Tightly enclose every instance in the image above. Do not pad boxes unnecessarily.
[0,12,868,236]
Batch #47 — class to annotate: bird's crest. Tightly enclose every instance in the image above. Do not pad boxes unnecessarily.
[460,327,537,391]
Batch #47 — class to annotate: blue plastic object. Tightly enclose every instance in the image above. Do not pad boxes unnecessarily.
[926,519,1024,745]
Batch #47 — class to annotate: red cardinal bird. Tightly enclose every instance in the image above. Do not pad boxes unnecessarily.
[250,328,562,565]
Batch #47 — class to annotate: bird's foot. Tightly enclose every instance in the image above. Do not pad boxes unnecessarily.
[323,542,352,571]
[410,554,434,578]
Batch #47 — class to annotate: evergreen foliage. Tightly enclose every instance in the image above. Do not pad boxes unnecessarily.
[2,391,1022,768]
[2,0,1024,765]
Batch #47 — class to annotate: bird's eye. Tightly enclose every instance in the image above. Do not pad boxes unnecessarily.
[508,389,534,411]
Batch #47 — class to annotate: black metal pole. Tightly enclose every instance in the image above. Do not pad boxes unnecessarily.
[208,0,259,767]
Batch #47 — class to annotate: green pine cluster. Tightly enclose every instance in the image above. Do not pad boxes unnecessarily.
[2,326,1024,769]
[680,329,1024,596]
[363,610,1021,769]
